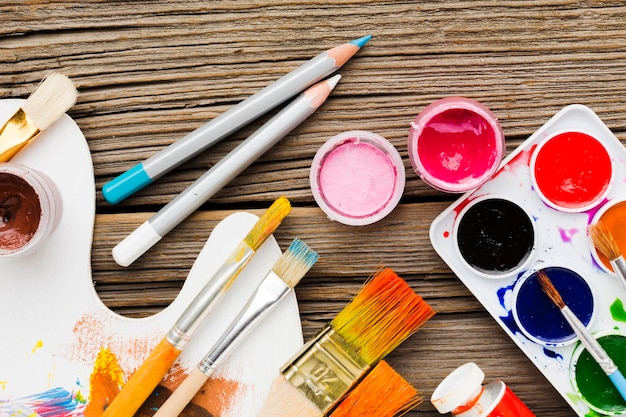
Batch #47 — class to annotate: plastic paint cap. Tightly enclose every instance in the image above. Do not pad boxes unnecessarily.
[431,362,485,414]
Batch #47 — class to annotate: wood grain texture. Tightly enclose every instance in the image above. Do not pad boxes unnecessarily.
[5,1,626,415]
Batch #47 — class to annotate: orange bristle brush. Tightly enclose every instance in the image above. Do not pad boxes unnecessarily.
[256,267,435,417]
[101,197,291,417]
[588,221,626,289]
[329,360,422,417]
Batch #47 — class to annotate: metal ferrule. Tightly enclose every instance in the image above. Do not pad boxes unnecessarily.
[198,271,290,376]
[611,257,626,290]
[166,241,254,349]
[563,306,617,374]
[0,108,40,162]
[281,325,370,413]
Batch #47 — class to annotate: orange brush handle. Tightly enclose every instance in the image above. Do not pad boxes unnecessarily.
[102,338,182,417]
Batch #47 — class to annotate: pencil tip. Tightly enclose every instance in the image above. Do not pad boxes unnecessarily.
[327,74,341,89]
[350,35,372,48]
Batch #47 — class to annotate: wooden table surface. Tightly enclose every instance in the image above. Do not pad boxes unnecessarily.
[5,1,626,416]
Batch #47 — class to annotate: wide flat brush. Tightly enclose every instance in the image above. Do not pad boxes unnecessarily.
[0,72,77,161]
[257,267,435,417]
[152,238,318,417]
[538,270,626,401]
[329,360,422,417]
[588,222,626,289]
[101,196,291,417]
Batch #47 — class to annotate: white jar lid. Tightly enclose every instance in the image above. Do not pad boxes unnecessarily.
[431,362,485,413]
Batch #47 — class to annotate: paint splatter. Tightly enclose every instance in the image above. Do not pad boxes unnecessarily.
[0,387,85,416]
[31,339,44,354]
[84,347,125,417]
[558,227,579,243]
[610,299,626,322]
[194,376,243,417]
[543,347,563,361]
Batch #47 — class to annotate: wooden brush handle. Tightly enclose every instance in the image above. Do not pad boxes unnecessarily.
[153,367,209,417]
[102,338,182,417]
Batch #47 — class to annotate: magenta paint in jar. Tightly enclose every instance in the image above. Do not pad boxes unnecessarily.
[431,362,535,417]
[310,130,405,226]
[408,97,505,193]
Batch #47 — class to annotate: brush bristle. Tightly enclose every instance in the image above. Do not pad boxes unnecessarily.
[330,360,422,417]
[244,197,291,251]
[331,268,435,365]
[589,222,621,261]
[22,72,77,130]
[257,374,323,417]
[272,238,319,288]
[537,270,566,310]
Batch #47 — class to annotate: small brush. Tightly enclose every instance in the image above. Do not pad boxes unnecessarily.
[329,360,422,417]
[152,238,318,417]
[537,270,626,402]
[101,196,291,417]
[256,267,435,417]
[588,222,626,289]
[0,72,77,161]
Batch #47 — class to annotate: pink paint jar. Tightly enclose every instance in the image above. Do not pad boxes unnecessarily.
[431,362,535,417]
[408,97,505,193]
[310,130,405,226]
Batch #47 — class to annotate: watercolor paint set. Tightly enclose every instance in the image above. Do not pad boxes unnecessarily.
[430,104,626,416]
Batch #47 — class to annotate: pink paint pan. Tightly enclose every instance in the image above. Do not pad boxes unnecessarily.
[408,97,505,193]
[310,130,405,226]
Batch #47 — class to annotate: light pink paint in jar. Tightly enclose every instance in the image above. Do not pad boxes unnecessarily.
[310,130,405,226]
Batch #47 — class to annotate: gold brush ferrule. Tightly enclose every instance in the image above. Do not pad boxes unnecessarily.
[0,108,41,162]
[281,325,370,413]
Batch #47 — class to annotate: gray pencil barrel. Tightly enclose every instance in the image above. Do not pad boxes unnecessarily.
[150,92,318,236]
[142,51,334,179]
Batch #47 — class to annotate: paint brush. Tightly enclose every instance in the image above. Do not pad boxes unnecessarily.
[537,270,626,402]
[256,267,435,417]
[588,222,626,289]
[329,360,422,417]
[152,238,318,417]
[102,35,372,205]
[101,196,291,417]
[0,72,77,162]
[112,75,339,267]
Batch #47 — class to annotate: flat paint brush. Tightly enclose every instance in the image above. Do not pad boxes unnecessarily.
[112,75,340,267]
[257,267,435,417]
[101,196,291,417]
[588,222,626,289]
[102,35,372,204]
[329,360,422,417]
[0,72,77,161]
[538,270,626,402]
[152,238,318,417]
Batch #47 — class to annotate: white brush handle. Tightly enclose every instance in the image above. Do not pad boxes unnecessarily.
[153,367,209,417]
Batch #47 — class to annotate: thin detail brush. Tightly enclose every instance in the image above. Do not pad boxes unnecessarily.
[257,267,435,417]
[0,72,77,161]
[152,238,318,417]
[588,222,626,289]
[538,270,626,402]
[329,360,422,417]
[101,196,291,417]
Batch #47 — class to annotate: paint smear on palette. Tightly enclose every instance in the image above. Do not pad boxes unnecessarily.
[158,364,249,417]
[610,299,626,322]
[84,347,124,417]
[0,387,85,416]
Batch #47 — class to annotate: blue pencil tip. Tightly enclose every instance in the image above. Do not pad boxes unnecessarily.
[350,35,372,48]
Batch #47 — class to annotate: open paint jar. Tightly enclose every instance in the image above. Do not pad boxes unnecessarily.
[590,198,626,275]
[0,163,62,259]
[531,130,612,212]
[512,266,595,346]
[310,130,405,226]
[570,331,626,415]
[454,196,535,278]
[407,97,505,193]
